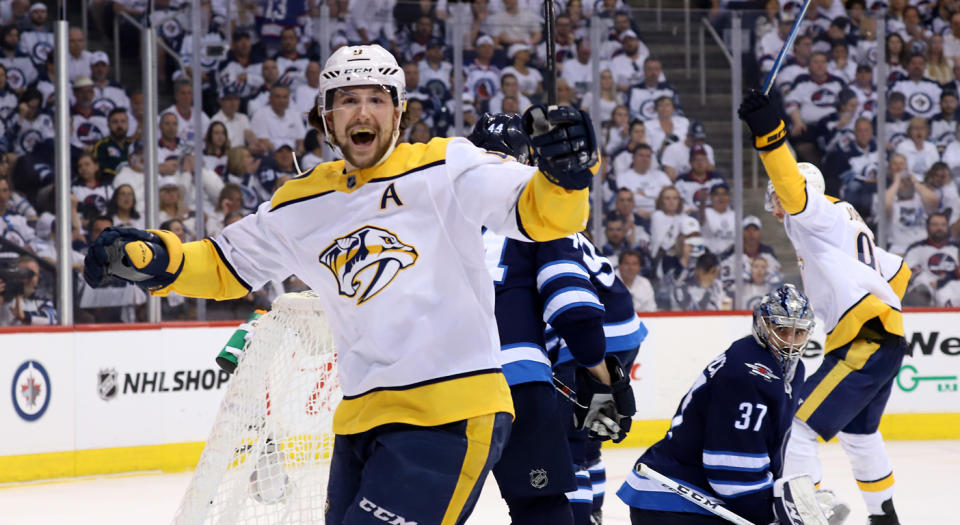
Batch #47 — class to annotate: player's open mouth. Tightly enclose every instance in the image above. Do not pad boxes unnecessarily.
[350,128,376,147]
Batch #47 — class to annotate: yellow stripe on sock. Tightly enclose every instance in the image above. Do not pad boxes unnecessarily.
[857,473,894,492]
[441,413,495,525]
[795,339,881,422]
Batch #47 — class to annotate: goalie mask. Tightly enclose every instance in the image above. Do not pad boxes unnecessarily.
[764,162,826,212]
[752,284,815,376]
[315,44,406,167]
[467,113,535,165]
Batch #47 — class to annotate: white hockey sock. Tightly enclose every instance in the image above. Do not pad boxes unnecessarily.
[837,431,894,515]
[784,418,823,485]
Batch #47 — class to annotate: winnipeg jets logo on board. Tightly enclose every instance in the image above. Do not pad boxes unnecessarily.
[319,226,418,305]
[745,362,780,382]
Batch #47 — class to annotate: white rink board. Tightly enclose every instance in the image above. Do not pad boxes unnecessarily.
[1,325,234,458]
[632,311,960,419]
[1,312,958,461]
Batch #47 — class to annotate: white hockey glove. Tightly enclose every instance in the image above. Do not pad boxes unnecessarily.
[774,474,849,525]
[573,356,636,443]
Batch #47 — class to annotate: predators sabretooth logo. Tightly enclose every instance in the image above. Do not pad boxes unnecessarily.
[320,226,418,304]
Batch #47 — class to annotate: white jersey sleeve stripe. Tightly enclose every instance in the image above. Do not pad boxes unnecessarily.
[702,451,771,472]
[707,472,774,497]
[542,287,604,324]
[497,343,552,367]
[536,260,591,292]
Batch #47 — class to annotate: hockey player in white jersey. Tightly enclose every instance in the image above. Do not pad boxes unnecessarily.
[83,44,601,525]
[740,90,911,524]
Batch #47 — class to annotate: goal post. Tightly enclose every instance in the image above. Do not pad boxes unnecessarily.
[174,291,341,525]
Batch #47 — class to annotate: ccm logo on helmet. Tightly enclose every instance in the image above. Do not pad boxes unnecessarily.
[343,67,375,75]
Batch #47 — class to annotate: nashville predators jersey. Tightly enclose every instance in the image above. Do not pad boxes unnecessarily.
[760,145,910,352]
[151,136,592,435]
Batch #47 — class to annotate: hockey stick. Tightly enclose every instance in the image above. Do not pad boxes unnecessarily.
[760,0,814,95]
[552,374,588,409]
[544,0,557,105]
[636,463,755,525]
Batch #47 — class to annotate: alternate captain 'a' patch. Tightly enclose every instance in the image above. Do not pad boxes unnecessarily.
[319,225,418,304]
[745,362,780,382]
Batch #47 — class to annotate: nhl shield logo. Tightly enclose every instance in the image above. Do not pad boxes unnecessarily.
[98,368,118,401]
[529,468,548,489]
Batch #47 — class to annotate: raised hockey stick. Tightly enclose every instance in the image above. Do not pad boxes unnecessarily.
[636,463,755,525]
[761,0,814,95]
[544,0,557,105]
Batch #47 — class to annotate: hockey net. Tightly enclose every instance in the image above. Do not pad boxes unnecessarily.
[174,291,341,525]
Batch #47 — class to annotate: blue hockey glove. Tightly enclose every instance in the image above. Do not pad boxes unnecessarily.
[83,227,184,291]
[738,89,787,151]
[574,355,636,443]
[522,104,598,190]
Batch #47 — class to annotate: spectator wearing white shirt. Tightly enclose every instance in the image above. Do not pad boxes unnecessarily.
[160,79,211,146]
[274,28,310,89]
[501,44,542,98]
[828,41,857,83]
[246,59,281,121]
[418,38,453,94]
[942,125,960,173]
[581,69,622,126]
[903,211,959,292]
[785,51,847,162]
[203,121,230,179]
[464,35,500,103]
[88,51,129,117]
[895,117,941,177]
[616,144,671,219]
[488,74,532,114]
[66,27,91,83]
[157,112,183,171]
[211,87,259,155]
[890,53,943,119]
[649,185,685,257]
[560,38,598,100]
[489,0,542,46]
[293,61,321,124]
[700,184,735,255]
[625,57,677,121]
[881,164,939,255]
[643,95,689,156]
[660,121,715,181]
[945,12,960,63]
[346,0,396,48]
[929,90,959,150]
[924,162,960,228]
[217,30,264,101]
[616,250,656,312]
[608,29,650,93]
[18,2,51,67]
[250,84,305,153]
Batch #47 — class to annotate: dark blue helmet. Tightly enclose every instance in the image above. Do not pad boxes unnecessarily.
[467,113,535,165]
[752,284,815,374]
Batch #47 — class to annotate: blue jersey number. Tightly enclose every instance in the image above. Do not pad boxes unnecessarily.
[734,402,768,431]
[856,231,878,271]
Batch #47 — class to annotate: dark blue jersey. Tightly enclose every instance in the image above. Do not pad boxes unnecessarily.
[482,230,612,386]
[617,336,804,524]
[546,233,647,365]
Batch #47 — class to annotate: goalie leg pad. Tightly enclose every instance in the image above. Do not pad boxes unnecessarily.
[774,474,830,525]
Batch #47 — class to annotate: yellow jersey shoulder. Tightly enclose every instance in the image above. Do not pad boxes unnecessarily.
[270,137,455,210]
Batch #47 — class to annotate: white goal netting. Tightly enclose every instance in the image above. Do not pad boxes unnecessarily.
[174,291,341,525]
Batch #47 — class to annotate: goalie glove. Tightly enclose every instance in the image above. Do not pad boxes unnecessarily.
[83,227,184,291]
[522,104,599,190]
[573,355,636,443]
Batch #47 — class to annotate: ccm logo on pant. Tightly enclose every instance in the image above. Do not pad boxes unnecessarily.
[359,497,418,525]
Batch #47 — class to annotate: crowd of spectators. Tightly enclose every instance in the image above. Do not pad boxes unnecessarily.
[749,0,960,306]
[4,0,960,326]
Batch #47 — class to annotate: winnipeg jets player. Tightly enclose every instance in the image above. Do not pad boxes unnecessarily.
[472,113,636,525]
[84,44,600,525]
[618,285,839,524]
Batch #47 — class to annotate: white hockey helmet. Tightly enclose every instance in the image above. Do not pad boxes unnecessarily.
[315,44,406,151]
[764,162,826,211]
